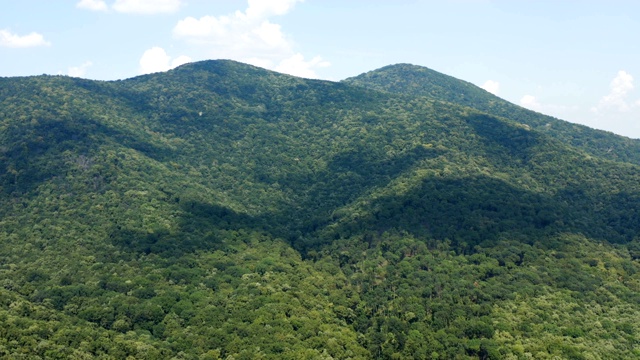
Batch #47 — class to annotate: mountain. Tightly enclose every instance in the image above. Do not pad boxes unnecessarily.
[344,63,640,164]
[1,60,640,359]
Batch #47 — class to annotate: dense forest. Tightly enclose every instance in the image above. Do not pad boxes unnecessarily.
[1,60,640,359]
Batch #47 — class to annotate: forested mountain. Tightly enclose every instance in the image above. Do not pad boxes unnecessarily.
[344,63,640,164]
[1,60,640,359]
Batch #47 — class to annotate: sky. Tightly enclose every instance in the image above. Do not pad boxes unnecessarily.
[1,0,640,138]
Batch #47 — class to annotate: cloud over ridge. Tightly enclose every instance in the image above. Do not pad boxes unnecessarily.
[481,80,500,95]
[172,0,329,79]
[139,46,191,74]
[68,61,93,77]
[592,70,636,113]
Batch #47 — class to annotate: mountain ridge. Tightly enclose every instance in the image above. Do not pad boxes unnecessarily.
[1,59,640,359]
[344,62,640,164]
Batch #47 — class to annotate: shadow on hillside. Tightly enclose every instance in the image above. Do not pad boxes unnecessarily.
[93,121,173,163]
[465,113,540,162]
[554,186,640,244]
[1,115,174,195]
[304,172,639,253]
[1,118,100,194]
[328,145,439,179]
[304,174,560,252]
[279,144,445,236]
[109,148,640,259]
[109,201,269,258]
[108,143,446,258]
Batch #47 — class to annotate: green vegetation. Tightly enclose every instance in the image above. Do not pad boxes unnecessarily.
[1,60,640,358]
[344,63,640,165]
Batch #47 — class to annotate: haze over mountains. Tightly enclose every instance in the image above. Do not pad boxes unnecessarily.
[1,60,640,359]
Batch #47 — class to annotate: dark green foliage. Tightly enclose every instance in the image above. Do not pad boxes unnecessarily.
[2,60,640,358]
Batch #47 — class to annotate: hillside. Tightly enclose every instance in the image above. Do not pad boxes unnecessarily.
[1,60,640,359]
[344,63,640,164]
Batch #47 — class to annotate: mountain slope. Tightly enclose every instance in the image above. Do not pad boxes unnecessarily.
[343,63,640,164]
[1,60,640,358]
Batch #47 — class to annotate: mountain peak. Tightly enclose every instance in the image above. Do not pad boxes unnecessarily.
[343,63,495,102]
[172,59,264,73]
[344,62,640,164]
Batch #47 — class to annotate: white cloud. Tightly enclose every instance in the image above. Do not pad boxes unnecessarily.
[173,0,328,78]
[173,15,292,54]
[252,21,289,49]
[581,70,640,138]
[244,57,274,69]
[76,0,108,11]
[518,73,640,138]
[112,0,183,14]
[68,61,93,77]
[591,70,635,113]
[140,47,170,74]
[245,0,301,19]
[481,80,500,95]
[520,94,540,110]
[139,46,191,74]
[518,94,579,119]
[76,0,183,14]
[173,16,227,38]
[275,53,330,79]
[171,55,192,68]
[0,29,51,48]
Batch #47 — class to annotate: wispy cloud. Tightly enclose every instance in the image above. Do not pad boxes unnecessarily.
[76,0,184,14]
[520,72,640,137]
[113,0,183,14]
[275,53,330,78]
[519,93,580,119]
[581,70,640,138]
[0,29,51,48]
[76,0,108,12]
[172,0,329,78]
[68,61,93,77]
[591,70,636,113]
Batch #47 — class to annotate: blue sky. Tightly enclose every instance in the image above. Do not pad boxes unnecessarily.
[2,0,640,138]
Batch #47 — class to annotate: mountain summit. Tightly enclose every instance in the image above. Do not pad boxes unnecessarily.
[345,63,640,164]
[1,60,640,359]
[344,63,494,105]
